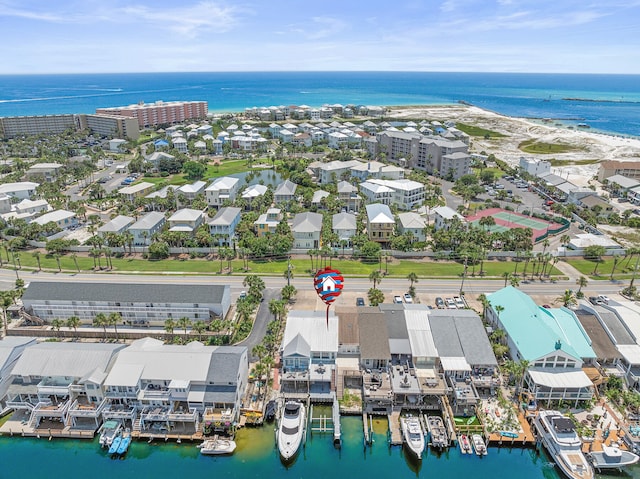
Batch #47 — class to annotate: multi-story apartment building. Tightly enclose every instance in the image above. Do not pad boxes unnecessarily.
[80,114,140,140]
[96,100,208,128]
[21,281,231,326]
[0,114,80,139]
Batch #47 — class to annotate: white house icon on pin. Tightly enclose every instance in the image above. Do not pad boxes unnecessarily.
[321,275,337,292]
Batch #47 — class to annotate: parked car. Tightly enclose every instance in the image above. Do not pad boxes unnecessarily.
[403,293,413,304]
[435,297,445,309]
[454,296,465,308]
[494,184,505,190]
[239,290,247,300]
[356,297,365,306]
[393,296,403,304]
[597,295,610,304]
[589,296,604,305]
[445,298,457,309]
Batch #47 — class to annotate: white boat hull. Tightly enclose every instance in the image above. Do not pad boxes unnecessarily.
[401,417,425,459]
[277,401,306,461]
[199,438,237,455]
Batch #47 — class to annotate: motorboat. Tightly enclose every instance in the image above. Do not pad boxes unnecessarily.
[115,429,131,456]
[198,436,237,455]
[277,401,306,461]
[108,434,122,455]
[589,442,639,470]
[472,434,487,456]
[99,420,122,448]
[533,410,594,479]
[426,415,448,449]
[400,416,425,459]
[459,434,473,454]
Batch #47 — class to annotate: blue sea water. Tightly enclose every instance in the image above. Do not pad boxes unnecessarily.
[0,72,639,137]
[0,416,575,479]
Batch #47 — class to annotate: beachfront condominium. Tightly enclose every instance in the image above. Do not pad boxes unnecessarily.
[96,100,208,128]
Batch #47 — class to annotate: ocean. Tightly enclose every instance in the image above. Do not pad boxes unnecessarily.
[0,416,576,479]
[0,72,639,137]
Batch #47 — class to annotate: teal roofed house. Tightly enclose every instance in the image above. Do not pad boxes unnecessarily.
[487,286,595,406]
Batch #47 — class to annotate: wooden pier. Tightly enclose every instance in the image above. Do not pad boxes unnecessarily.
[363,413,372,446]
[388,411,403,446]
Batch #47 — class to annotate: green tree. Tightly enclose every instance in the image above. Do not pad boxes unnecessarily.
[367,288,385,306]
[32,251,41,271]
[407,272,418,289]
[192,320,206,341]
[182,160,206,180]
[107,312,121,341]
[584,245,607,275]
[93,313,108,340]
[164,318,176,341]
[555,289,577,308]
[177,316,192,342]
[576,276,588,295]
[51,318,63,338]
[66,315,81,339]
[369,269,383,289]
[1,292,13,336]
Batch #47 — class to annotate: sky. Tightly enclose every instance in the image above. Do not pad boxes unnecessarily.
[1,0,639,74]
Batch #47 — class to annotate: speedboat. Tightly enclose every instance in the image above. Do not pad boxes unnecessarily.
[277,401,306,461]
[459,434,473,454]
[198,436,237,455]
[589,442,639,470]
[533,410,594,479]
[472,434,487,456]
[99,420,122,447]
[400,416,425,459]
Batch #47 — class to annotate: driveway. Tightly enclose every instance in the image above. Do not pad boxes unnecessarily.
[237,288,280,360]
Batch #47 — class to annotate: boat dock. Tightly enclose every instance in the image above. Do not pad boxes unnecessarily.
[308,398,342,447]
[388,411,402,446]
[426,415,449,449]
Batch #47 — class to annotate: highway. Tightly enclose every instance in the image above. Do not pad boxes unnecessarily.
[0,268,625,299]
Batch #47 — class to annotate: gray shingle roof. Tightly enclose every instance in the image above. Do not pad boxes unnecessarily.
[358,308,390,359]
[22,281,229,305]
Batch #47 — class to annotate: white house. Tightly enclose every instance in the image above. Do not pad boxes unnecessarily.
[129,211,166,245]
[397,212,428,242]
[332,212,357,246]
[206,177,240,207]
[32,209,77,229]
[168,208,205,234]
[433,206,465,230]
[291,212,323,249]
[0,182,39,200]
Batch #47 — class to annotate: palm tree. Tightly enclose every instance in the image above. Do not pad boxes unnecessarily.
[281,284,297,303]
[164,318,176,341]
[107,312,121,341]
[1,291,13,336]
[407,272,418,289]
[70,253,80,272]
[610,254,622,281]
[367,288,384,306]
[477,293,489,319]
[369,269,383,289]
[502,271,510,287]
[32,251,41,271]
[576,276,588,295]
[66,315,81,339]
[560,234,571,256]
[51,318,63,338]
[510,274,520,288]
[192,320,206,341]
[493,304,505,323]
[555,289,577,308]
[93,313,108,340]
[177,316,191,342]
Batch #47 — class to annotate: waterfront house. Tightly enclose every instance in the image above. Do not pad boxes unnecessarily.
[177,180,206,204]
[0,337,37,413]
[358,307,393,414]
[21,281,231,326]
[486,286,595,406]
[205,176,240,207]
[128,211,166,245]
[103,338,248,435]
[291,212,322,250]
[274,179,297,204]
[4,342,125,430]
[280,311,338,400]
[208,207,242,246]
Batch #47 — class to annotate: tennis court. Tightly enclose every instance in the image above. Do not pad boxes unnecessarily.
[466,207,563,242]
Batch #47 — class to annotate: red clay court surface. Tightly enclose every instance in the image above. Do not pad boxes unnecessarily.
[465,208,563,242]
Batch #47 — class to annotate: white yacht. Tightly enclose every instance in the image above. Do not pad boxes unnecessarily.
[277,401,306,461]
[534,410,594,479]
[400,416,425,459]
[472,434,488,456]
[589,442,639,470]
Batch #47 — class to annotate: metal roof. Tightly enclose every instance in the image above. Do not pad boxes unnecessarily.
[22,281,229,305]
[528,369,592,389]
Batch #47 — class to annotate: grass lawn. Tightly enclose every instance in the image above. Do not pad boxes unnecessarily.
[566,258,636,280]
[518,139,584,154]
[12,251,562,279]
[548,159,600,167]
[456,123,507,138]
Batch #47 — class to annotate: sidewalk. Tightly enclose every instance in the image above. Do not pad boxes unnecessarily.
[553,260,583,281]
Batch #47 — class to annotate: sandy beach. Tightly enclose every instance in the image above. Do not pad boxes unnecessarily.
[386,104,640,185]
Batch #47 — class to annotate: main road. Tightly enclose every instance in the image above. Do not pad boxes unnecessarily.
[0,268,625,298]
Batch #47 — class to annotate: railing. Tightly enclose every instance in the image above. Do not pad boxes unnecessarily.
[167,409,198,422]
[6,400,36,411]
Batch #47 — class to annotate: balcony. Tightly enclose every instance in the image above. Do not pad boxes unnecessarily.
[138,384,171,401]
[37,378,72,397]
